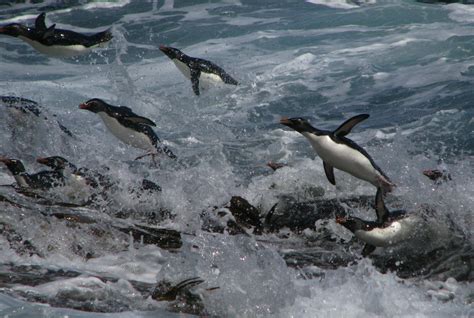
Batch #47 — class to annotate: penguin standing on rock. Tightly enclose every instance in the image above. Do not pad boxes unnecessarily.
[0,12,112,57]
[79,98,176,162]
[336,188,420,256]
[159,45,238,96]
[280,114,394,192]
[0,157,64,189]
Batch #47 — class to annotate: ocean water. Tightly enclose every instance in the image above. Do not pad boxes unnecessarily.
[0,0,473,317]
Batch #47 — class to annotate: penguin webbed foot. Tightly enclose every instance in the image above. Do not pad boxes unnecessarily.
[135,152,160,166]
[361,244,376,257]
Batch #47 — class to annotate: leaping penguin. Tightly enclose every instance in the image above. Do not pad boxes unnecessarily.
[280,114,394,192]
[0,157,64,189]
[0,12,112,57]
[159,45,238,96]
[79,98,177,162]
[336,188,420,256]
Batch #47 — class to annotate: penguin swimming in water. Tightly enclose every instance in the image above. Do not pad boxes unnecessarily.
[159,45,238,96]
[36,156,112,189]
[0,157,64,189]
[336,188,420,256]
[280,114,394,192]
[79,98,177,162]
[0,12,112,57]
[1,96,74,137]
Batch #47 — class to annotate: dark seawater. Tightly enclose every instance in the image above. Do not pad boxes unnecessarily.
[0,0,472,317]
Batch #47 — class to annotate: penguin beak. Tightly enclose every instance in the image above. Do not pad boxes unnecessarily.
[79,103,89,110]
[335,216,347,224]
[0,27,4,33]
[0,157,13,165]
[159,45,174,58]
[36,157,48,165]
[280,117,293,126]
[422,169,441,180]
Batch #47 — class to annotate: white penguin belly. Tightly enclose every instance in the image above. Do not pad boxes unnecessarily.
[19,36,102,57]
[355,217,418,247]
[172,59,223,90]
[13,175,29,188]
[198,72,224,89]
[98,113,154,151]
[306,134,380,185]
[173,59,191,79]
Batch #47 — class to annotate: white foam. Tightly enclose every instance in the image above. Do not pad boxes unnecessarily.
[306,0,376,9]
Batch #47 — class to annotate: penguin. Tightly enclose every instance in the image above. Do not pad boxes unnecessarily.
[79,98,177,162]
[336,188,419,256]
[36,156,112,189]
[1,95,74,137]
[280,114,394,192]
[159,45,238,96]
[0,12,112,57]
[0,157,64,189]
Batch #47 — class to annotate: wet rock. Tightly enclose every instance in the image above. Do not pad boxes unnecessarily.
[0,222,41,257]
[0,264,81,287]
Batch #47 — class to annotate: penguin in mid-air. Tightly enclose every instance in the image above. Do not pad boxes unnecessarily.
[159,45,238,96]
[0,12,112,57]
[0,157,64,189]
[280,114,394,192]
[79,98,177,162]
[336,188,420,256]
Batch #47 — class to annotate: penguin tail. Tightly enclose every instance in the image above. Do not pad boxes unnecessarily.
[91,28,113,45]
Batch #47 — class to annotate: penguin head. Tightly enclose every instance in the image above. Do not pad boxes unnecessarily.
[280,117,320,134]
[79,98,108,113]
[0,23,28,37]
[37,156,76,171]
[159,45,184,60]
[0,157,26,175]
[336,216,369,233]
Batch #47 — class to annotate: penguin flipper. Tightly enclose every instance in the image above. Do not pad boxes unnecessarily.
[333,114,369,137]
[35,12,47,31]
[126,115,156,127]
[116,106,156,126]
[42,24,56,39]
[190,68,201,96]
[375,187,389,223]
[323,161,336,185]
[362,244,376,256]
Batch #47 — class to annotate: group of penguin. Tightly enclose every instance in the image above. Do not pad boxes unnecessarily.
[0,12,426,256]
